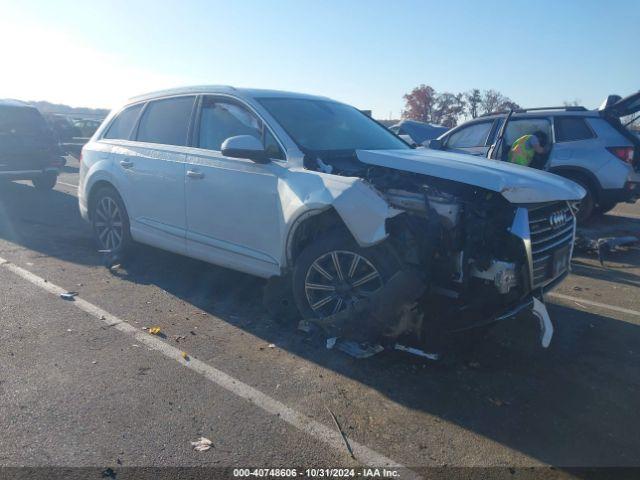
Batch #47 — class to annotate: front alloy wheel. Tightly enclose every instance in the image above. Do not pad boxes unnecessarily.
[305,250,383,317]
[292,230,400,320]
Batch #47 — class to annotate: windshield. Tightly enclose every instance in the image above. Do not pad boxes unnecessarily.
[257,98,409,152]
[0,106,48,135]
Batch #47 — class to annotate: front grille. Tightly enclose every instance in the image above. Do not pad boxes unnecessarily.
[528,202,575,288]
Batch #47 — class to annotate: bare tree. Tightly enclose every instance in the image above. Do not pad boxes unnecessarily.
[465,89,482,118]
[480,90,520,115]
[432,92,466,127]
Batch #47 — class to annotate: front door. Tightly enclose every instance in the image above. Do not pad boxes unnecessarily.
[184,96,285,278]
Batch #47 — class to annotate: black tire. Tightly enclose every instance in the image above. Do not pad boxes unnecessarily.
[292,230,401,319]
[568,176,595,223]
[31,174,57,191]
[90,186,132,255]
[595,200,617,215]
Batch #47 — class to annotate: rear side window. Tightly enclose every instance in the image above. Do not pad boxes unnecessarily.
[103,103,143,140]
[447,121,493,148]
[555,117,595,142]
[136,96,195,146]
[0,106,47,135]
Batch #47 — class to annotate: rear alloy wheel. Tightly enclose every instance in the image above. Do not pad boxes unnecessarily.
[570,177,595,223]
[292,231,399,319]
[32,174,57,191]
[91,187,131,254]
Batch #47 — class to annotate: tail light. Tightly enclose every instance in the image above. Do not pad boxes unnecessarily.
[607,146,635,164]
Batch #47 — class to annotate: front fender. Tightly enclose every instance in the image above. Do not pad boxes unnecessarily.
[280,169,401,254]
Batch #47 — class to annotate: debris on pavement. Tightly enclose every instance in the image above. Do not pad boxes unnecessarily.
[174,335,186,343]
[311,270,426,345]
[574,230,639,266]
[488,397,511,407]
[190,437,213,452]
[532,297,554,348]
[335,340,384,359]
[394,343,440,360]
[181,351,189,360]
[297,319,312,333]
[325,407,355,460]
[147,327,162,335]
[99,249,123,271]
[268,343,276,349]
[60,291,78,301]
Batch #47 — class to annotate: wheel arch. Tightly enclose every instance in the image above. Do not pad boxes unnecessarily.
[285,207,355,269]
[548,166,602,202]
[87,180,123,221]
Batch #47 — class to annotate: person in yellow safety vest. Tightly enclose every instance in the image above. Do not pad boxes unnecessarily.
[508,131,549,167]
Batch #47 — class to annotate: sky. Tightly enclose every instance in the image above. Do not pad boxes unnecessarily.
[1,0,638,118]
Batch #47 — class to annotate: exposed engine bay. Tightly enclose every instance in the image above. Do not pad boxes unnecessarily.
[301,151,573,355]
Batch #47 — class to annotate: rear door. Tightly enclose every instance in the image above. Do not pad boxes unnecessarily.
[549,116,598,168]
[0,106,59,171]
[110,96,195,254]
[491,116,553,167]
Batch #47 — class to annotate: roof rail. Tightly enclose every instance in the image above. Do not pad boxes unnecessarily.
[480,105,587,117]
[516,106,587,112]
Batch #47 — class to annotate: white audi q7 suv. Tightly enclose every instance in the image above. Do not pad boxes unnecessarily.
[79,86,585,351]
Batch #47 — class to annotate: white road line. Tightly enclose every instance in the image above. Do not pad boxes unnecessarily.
[0,256,415,475]
[58,181,78,189]
[548,292,640,317]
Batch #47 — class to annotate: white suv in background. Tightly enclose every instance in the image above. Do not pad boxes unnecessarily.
[431,92,640,221]
[79,86,584,350]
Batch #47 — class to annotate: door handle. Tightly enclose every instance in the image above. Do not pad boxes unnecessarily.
[187,170,204,179]
[119,160,134,169]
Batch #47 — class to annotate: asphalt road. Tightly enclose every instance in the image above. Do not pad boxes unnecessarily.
[1,156,640,479]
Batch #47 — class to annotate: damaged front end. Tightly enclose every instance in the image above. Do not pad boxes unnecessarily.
[310,165,577,356]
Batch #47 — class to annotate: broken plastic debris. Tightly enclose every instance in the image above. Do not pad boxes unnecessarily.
[532,298,553,348]
[190,437,213,452]
[394,344,440,360]
[148,327,161,335]
[60,292,78,301]
[336,340,384,359]
[326,337,337,349]
[489,397,510,407]
[297,319,312,333]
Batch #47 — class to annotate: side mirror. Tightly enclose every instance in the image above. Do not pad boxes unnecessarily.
[221,135,268,163]
[426,138,443,150]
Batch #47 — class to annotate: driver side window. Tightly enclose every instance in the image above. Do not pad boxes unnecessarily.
[197,97,284,160]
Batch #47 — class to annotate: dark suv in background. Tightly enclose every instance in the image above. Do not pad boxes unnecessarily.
[0,100,63,190]
[430,91,640,221]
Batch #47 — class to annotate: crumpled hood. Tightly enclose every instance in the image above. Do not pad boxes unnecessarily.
[356,148,586,204]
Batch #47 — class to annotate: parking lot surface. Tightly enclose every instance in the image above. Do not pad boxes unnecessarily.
[1,156,640,477]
